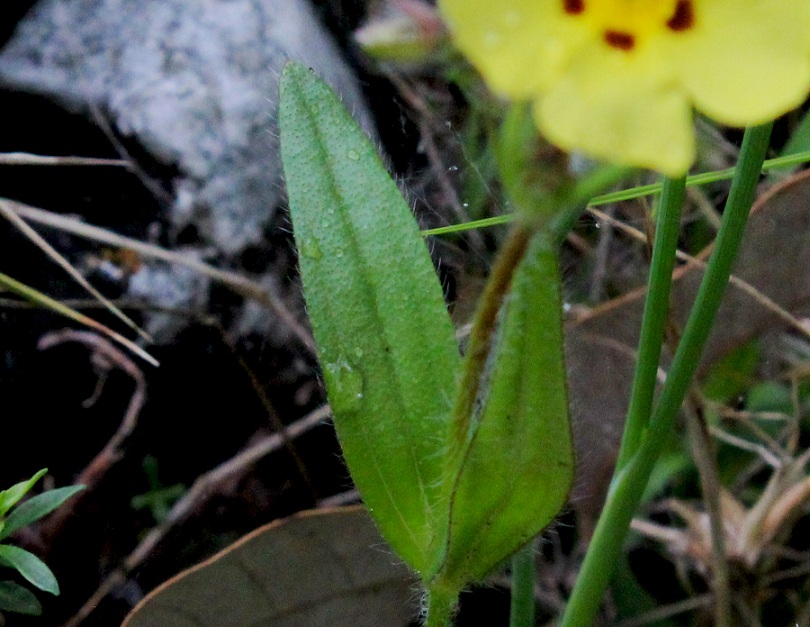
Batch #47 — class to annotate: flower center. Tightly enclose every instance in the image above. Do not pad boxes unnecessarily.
[562,0,695,51]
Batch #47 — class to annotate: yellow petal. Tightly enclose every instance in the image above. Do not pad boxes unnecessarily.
[666,0,810,125]
[535,41,695,176]
[438,0,586,98]
[441,0,810,174]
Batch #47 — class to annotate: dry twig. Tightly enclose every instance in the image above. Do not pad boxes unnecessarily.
[61,404,332,627]
[36,329,147,543]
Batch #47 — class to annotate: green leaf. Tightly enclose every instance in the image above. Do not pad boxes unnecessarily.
[0,470,47,518]
[436,233,574,588]
[122,507,417,627]
[746,381,793,414]
[701,342,759,403]
[0,545,59,595]
[279,61,462,576]
[0,580,42,615]
[0,485,85,542]
[641,448,690,504]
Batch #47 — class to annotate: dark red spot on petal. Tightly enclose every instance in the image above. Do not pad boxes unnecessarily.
[667,0,694,31]
[604,30,635,51]
[563,0,585,15]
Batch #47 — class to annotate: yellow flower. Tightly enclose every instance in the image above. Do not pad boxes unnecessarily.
[439,0,810,175]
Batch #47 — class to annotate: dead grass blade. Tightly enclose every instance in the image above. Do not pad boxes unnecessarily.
[0,199,152,343]
[0,271,158,367]
[5,198,316,353]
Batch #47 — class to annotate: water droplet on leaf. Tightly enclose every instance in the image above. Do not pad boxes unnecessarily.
[323,359,365,413]
[299,237,323,260]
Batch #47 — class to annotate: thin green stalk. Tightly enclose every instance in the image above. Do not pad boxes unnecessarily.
[424,585,458,627]
[437,132,629,627]
[548,165,634,245]
[451,161,630,456]
[450,225,532,451]
[615,176,686,471]
[510,542,536,627]
[421,149,810,238]
[559,122,773,627]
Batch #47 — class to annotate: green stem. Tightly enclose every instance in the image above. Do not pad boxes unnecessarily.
[510,542,537,627]
[424,584,458,627]
[549,165,634,245]
[450,225,532,452]
[615,176,686,471]
[559,122,773,627]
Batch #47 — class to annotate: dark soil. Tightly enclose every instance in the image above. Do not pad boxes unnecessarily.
[0,2,516,626]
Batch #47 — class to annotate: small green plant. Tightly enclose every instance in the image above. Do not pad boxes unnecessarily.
[130,455,185,524]
[279,62,623,625]
[278,51,807,625]
[120,3,810,622]
[0,469,83,617]
[122,52,810,626]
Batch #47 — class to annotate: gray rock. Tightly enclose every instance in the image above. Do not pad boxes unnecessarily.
[127,250,212,342]
[0,0,374,256]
